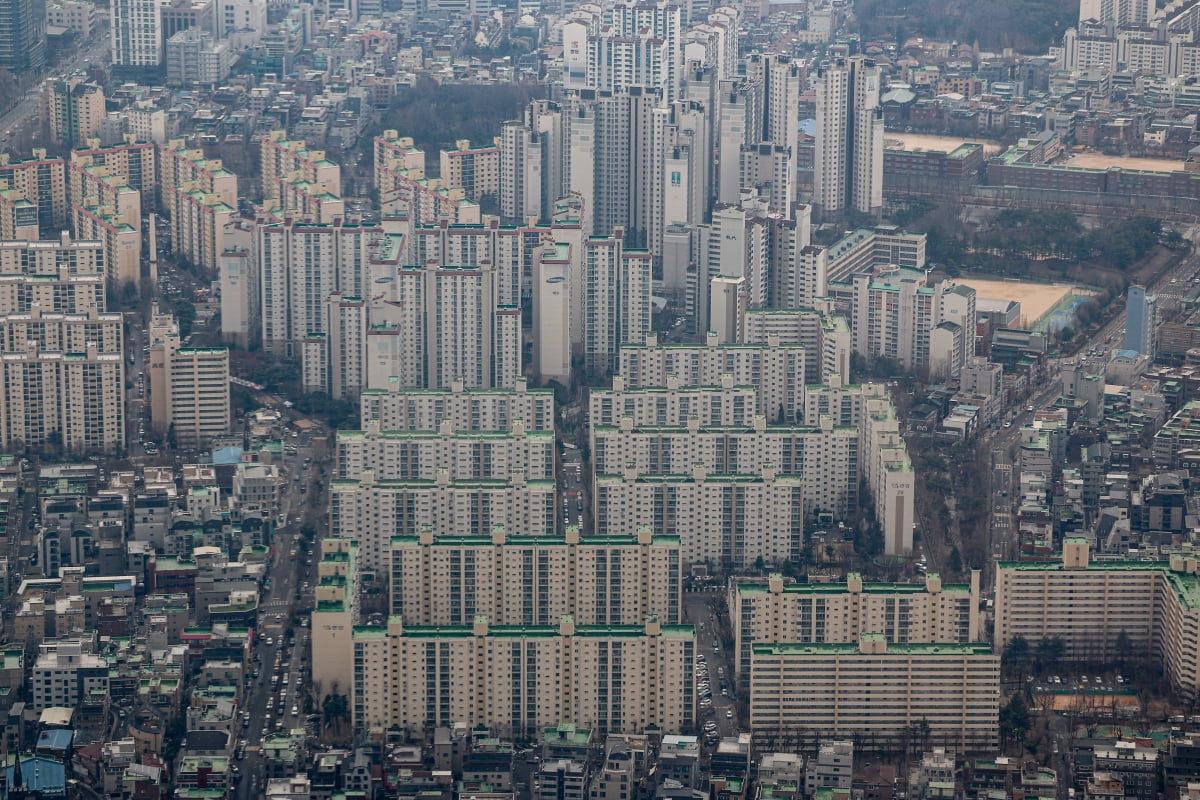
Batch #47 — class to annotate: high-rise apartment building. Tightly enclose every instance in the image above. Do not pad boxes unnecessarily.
[562,0,683,101]
[335,420,554,483]
[147,303,230,449]
[329,472,556,575]
[0,235,123,453]
[311,540,697,740]
[595,463,804,566]
[390,526,681,625]
[256,218,382,357]
[0,234,105,314]
[618,332,812,417]
[0,151,68,232]
[729,571,982,686]
[0,0,47,74]
[995,539,1200,695]
[591,415,859,520]
[583,228,652,376]
[381,260,521,390]
[0,188,40,240]
[813,57,883,219]
[261,131,341,200]
[1124,284,1157,356]
[532,242,573,384]
[590,375,759,427]
[749,637,999,752]
[1079,0,1154,25]
[71,202,141,289]
[849,268,977,380]
[44,78,106,149]
[439,139,501,202]
[111,0,167,73]
[358,378,556,432]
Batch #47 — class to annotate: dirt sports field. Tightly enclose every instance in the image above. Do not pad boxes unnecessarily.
[956,278,1075,327]
[1062,152,1183,172]
[884,133,1006,156]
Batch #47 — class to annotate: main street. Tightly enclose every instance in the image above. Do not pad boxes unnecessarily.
[985,244,1200,571]
[0,35,111,147]
[233,430,324,799]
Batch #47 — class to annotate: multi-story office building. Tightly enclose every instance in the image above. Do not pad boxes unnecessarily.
[591,416,859,518]
[729,572,982,685]
[0,0,46,74]
[329,472,556,575]
[0,151,68,232]
[47,0,98,38]
[257,217,382,357]
[44,78,105,149]
[30,639,108,711]
[0,235,104,314]
[217,219,257,349]
[390,526,681,625]
[994,539,1200,695]
[335,421,554,482]
[1124,284,1157,356]
[167,347,230,450]
[594,464,804,566]
[812,57,883,219]
[748,637,999,752]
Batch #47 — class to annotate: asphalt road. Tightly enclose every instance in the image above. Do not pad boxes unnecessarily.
[684,592,738,739]
[0,35,110,146]
[985,243,1200,570]
[234,435,323,799]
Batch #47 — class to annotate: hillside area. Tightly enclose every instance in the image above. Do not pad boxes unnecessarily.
[854,0,1078,53]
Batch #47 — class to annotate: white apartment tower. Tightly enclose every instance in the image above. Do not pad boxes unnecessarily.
[562,0,684,101]
[256,218,380,357]
[111,0,166,71]
[533,243,573,384]
[583,228,653,377]
[813,57,883,219]
[386,261,521,390]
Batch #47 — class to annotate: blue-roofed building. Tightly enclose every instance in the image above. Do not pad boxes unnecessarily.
[4,754,67,797]
[34,729,73,758]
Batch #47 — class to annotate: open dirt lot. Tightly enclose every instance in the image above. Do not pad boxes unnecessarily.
[1062,152,1184,172]
[884,133,1006,156]
[956,278,1075,326]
